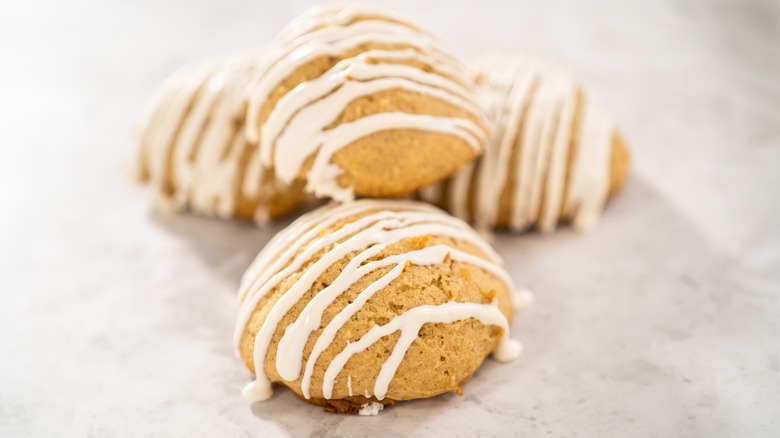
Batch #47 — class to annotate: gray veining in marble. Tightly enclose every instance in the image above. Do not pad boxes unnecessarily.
[1,0,779,436]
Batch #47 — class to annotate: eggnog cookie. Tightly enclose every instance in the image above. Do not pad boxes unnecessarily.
[243,5,489,202]
[235,200,523,414]
[419,54,630,233]
[136,53,309,224]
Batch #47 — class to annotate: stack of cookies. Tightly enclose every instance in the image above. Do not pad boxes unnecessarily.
[136,4,628,415]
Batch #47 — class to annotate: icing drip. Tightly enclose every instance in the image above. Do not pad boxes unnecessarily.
[137,52,298,223]
[242,6,487,201]
[419,55,617,233]
[242,378,272,403]
[235,200,519,402]
[493,336,523,363]
[513,287,535,311]
[233,204,501,348]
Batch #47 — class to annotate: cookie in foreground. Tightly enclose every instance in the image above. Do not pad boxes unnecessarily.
[234,200,524,414]
[419,54,630,233]
[244,4,490,202]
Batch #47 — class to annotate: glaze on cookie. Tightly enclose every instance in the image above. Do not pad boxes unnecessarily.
[136,53,309,223]
[419,54,630,233]
[243,5,490,202]
[235,200,524,414]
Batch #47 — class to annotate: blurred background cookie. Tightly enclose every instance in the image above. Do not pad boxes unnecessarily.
[419,54,630,233]
[136,53,310,224]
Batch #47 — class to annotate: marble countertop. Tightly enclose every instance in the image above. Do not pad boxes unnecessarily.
[1,0,779,436]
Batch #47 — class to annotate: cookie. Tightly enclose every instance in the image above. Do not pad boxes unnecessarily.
[243,5,490,202]
[419,54,631,233]
[136,53,309,224]
[235,200,523,414]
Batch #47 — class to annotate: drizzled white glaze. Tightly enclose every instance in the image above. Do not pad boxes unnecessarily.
[563,97,615,229]
[236,200,519,403]
[294,244,514,399]
[275,4,424,45]
[242,5,487,201]
[419,54,617,233]
[137,52,302,223]
[321,302,512,400]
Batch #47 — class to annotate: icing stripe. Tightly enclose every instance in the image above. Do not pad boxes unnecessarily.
[234,202,500,346]
[144,63,217,195]
[322,301,513,400]
[295,245,514,399]
[306,113,485,202]
[247,221,503,378]
[565,94,615,229]
[237,201,443,303]
[275,4,426,44]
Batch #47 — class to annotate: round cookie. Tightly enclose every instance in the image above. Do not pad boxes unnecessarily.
[243,4,490,202]
[136,53,309,224]
[419,54,631,233]
[235,200,522,414]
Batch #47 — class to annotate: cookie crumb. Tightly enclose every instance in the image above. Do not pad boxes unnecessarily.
[358,402,384,416]
[481,289,496,301]
[409,235,430,249]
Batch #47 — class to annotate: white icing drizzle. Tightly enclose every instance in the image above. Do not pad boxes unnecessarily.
[242,5,486,201]
[275,4,426,45]
[419,54,617,233]
[235,200,519,403]
[141,62,217,195]
[234,205,500,346]
[137,52,303,223]
[563,94,615,229]
[321,301,514,400]
[294,244,513,398]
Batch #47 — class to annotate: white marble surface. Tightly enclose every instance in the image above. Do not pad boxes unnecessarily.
[1,0,779,436]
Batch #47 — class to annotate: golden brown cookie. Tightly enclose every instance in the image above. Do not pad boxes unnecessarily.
[419,54,631,233]
[136,53,310,223]
[242,4,490,202]
[235,200,523,414]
